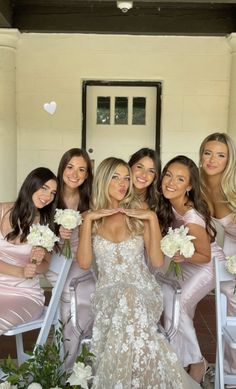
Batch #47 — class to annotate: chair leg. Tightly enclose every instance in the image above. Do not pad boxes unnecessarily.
[15,334,29,365]
[214,346,219,389]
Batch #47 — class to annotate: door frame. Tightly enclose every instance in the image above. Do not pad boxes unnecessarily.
[82,80,162,155]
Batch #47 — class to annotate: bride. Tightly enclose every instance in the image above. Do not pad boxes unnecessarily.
[77,156,200,389]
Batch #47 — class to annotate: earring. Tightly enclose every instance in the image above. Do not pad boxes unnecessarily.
[186,190,189,197]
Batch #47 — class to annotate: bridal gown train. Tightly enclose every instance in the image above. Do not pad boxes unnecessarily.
[90,234,200,389]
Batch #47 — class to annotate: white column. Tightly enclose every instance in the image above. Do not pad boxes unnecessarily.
[0,29,19,201]
[227,33,236,145]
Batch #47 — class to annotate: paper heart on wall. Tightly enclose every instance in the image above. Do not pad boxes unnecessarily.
[43,101,57,115]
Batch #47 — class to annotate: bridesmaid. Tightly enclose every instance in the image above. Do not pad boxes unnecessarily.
[128,147,161,210]
[158,155,225,384]
[0,167,58,334]
[199,132,236,377]
[55,148,96,369]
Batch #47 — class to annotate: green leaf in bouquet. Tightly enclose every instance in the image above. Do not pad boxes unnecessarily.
[166,260,183,280]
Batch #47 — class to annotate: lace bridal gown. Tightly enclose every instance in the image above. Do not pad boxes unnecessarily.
[90,234,200,389]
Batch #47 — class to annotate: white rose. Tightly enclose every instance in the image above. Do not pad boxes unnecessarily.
[27,224,59,252]
[179,239,195,258]
[160,226,195,258]
[54,209,82,230]
[0,383,16,389]
[67,361,92,389]
[27,384,42,389]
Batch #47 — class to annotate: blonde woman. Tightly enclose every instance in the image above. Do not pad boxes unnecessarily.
[199,132,236,380]
[77,157,200,389]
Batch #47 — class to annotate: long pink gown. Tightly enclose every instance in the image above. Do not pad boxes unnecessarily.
[215,213,236,374]
[0,231,45,335]
[163,208,225,367]
[46,227,96,370]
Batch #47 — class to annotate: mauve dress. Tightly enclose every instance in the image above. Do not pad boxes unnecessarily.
[163,208,225,367]
[46,226,96,370]
[215,213,236,374]
[0,231,45,335]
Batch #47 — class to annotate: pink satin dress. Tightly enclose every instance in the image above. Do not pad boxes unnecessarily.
[46,227,96,370]
[215,213,236,374]
[0,231,45,335]
[163,208,225,367]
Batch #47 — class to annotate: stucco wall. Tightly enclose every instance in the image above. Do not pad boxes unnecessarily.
[16,33,230,190]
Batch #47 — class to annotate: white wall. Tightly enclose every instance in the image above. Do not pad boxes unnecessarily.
[16,33,230,189]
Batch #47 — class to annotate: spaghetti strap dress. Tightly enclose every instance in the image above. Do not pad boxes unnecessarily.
[90,234,200,388]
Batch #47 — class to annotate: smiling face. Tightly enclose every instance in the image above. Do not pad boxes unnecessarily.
[63,156,88,189]
[131,156,156,194]
[201,140,228,177]
[161,162,192,203]
[108,164,131,206]
[32,179,57,208]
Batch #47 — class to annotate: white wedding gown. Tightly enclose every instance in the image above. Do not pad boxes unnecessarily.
[90,234,200,389]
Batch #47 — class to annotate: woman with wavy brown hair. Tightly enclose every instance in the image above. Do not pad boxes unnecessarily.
[128,147,161,211]
[158,155,225,384]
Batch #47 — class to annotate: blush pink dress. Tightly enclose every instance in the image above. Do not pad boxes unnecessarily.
[215,213,236,374]
[0,232,45,335]
[46,227,96,370]
[163,208,225,367]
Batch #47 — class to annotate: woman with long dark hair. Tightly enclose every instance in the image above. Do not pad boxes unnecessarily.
[128,147,161,211]
[158,155,225,384]
[0,167,58,334]
[54,148,96,369]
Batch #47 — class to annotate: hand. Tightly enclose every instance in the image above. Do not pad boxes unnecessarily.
[30,246,46,265]
[172,252,186,263]
[85,208,120,222]
[59,225,73,240]
[121,208,156,221]
[24,262,37,278]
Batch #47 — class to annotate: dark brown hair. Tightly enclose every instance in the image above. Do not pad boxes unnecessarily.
[6,167,58,242]
[158,155,216,240]
[57,148,93,212]
[128,147,161,211]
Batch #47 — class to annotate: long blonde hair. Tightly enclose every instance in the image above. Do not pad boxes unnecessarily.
[91,157,143,235]
[199,132,236,213]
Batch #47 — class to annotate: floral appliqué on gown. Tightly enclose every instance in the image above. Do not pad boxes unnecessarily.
[90,235,200,389]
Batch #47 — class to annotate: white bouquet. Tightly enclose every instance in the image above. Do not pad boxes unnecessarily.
[27,224,59,253]
[67,361,93,389]
[161,226,195,279]
[54,208,83,259]
[225,255,236,294]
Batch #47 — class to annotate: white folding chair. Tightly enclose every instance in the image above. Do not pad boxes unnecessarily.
[2,253,73,365]
[154,271,182,341]
[214,257,236,388]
